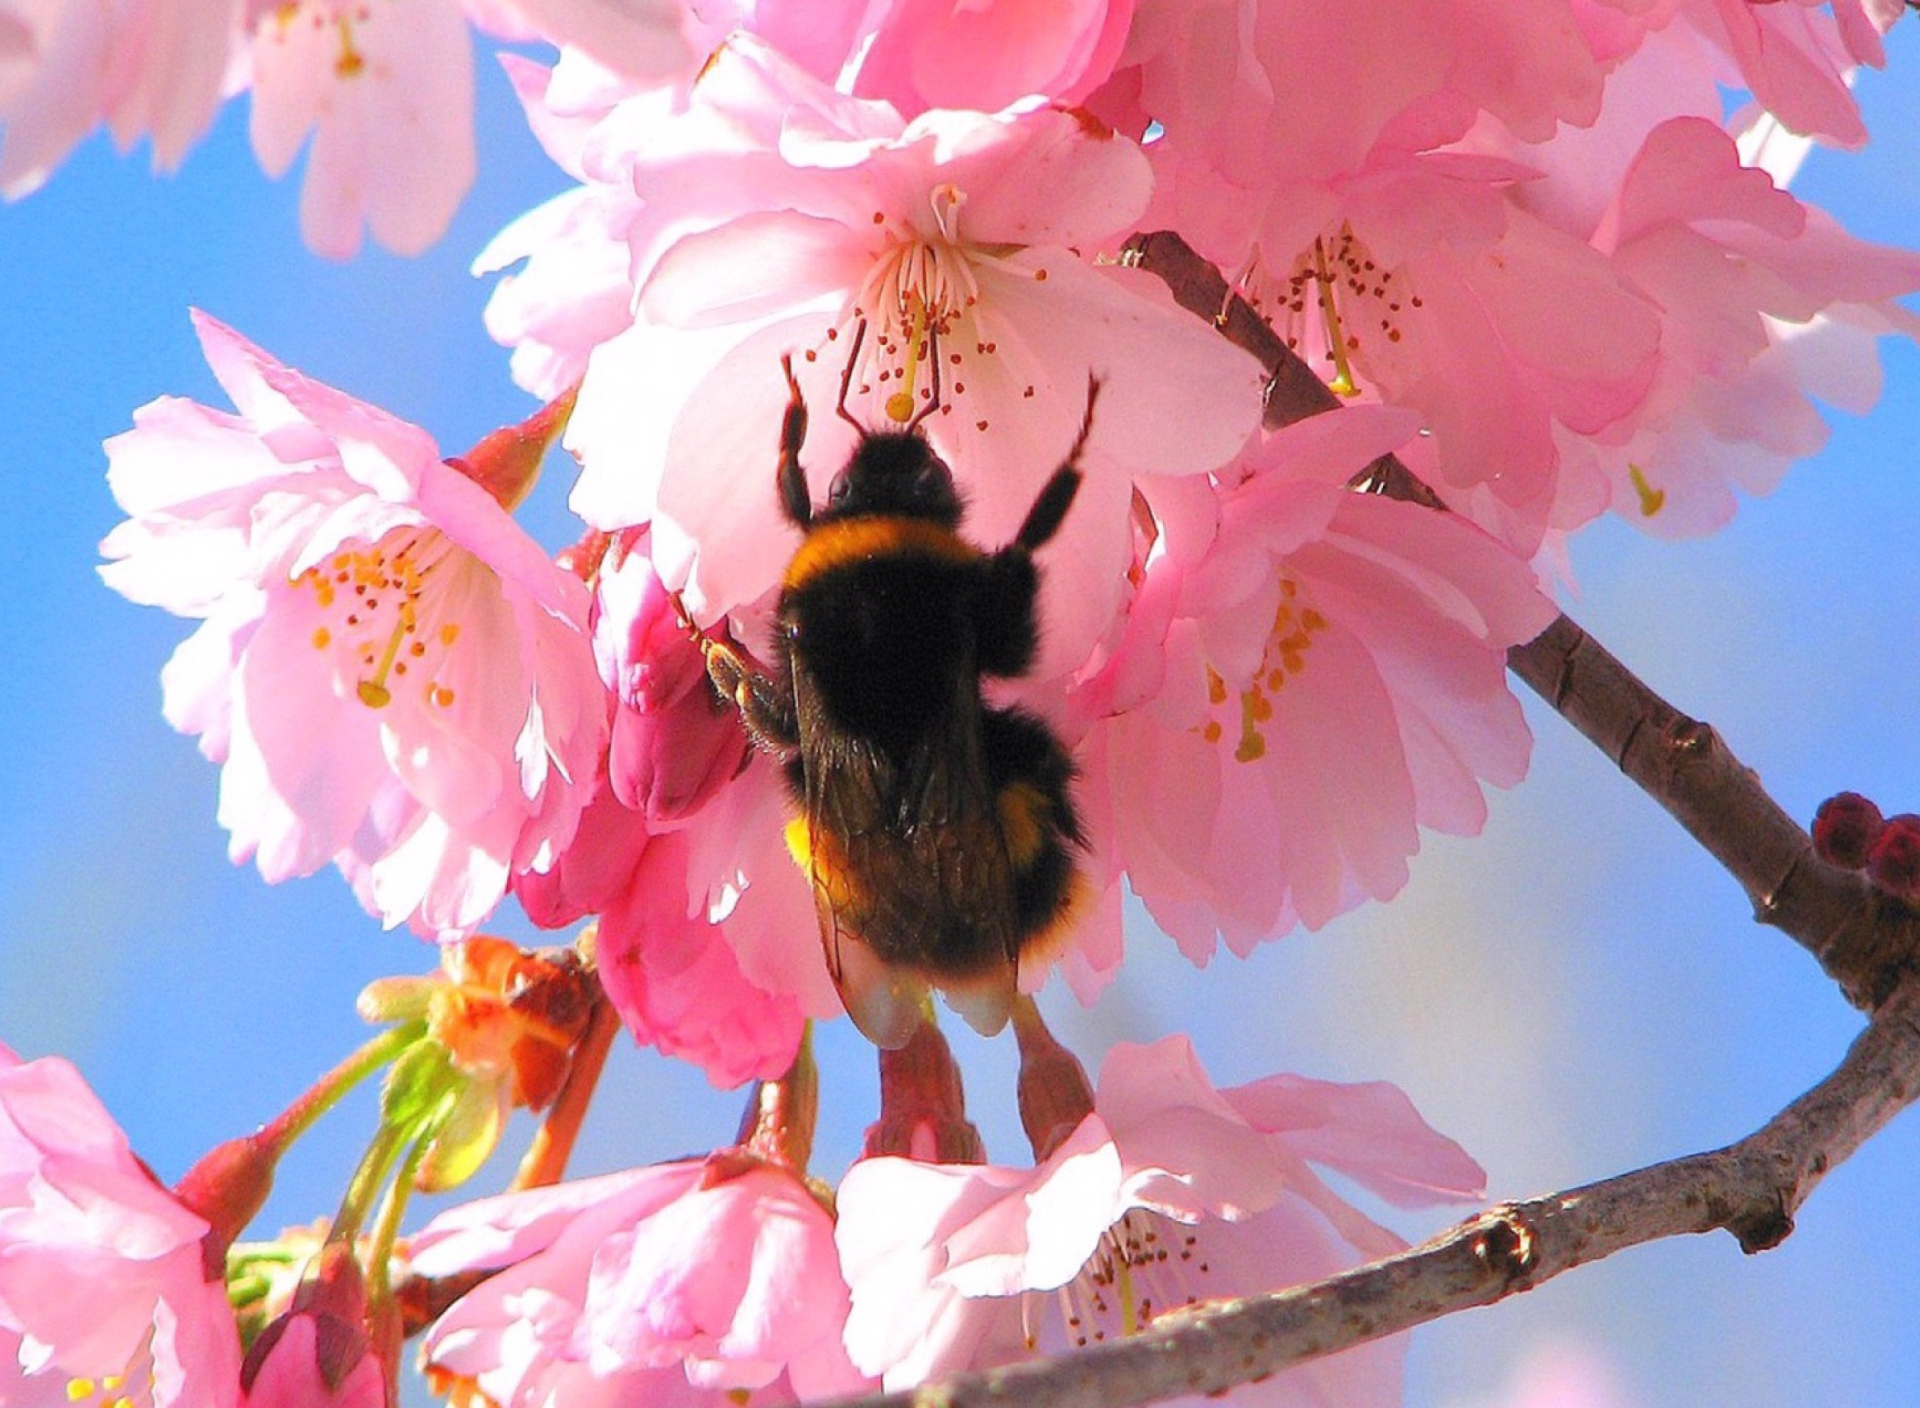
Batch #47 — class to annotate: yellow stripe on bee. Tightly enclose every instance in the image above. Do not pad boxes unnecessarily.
[997,782,1052,869]
[786,817,863,912]
[784,516,981,593]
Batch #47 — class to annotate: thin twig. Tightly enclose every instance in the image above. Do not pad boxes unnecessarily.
[1122,229,1920,1011]
[820,983,1920,1408]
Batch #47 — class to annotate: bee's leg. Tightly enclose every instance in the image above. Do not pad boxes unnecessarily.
[778,354,813,529]
[979,377,1102,676]
[1012,375,1100,552]
[701,637,800,757]
[670,591,801,755]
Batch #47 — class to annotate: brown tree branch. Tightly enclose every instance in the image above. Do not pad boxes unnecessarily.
[1122,229,1920,1011]
[818,982,1920,1408]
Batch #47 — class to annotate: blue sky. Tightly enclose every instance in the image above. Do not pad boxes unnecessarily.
[3,26,1919,1408]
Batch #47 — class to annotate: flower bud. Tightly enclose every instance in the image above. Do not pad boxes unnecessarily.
[241,1244,387,1407]
[1866,813,1920,904]
[444,382,579,512]
[1813,791,1885,869]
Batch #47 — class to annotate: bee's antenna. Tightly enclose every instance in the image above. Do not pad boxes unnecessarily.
[904,319,943,434]
[835,318,868,431]
[1070,373,1102,461]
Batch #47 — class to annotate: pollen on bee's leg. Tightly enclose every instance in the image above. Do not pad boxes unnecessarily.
[786,818,862,914]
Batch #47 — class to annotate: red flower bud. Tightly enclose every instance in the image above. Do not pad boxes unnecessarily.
[1812,791,1885,869]
[1866,813,1920,904]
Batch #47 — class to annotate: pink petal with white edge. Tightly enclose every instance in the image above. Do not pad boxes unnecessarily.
[952,1118,1126,1293]
[1095,1037,1290,1220]
[410,1162,705,1279]
[837,1157,1034,1384]
[596,833,806,1089]
[641,211,881,331]
[678,760,846,1021]
[1248,616,1419,930]
[1224,1075,1487,1207]
[227,597,390,874]
[466,0,693,80]
[905,102,1151,249]
[249,0,475,257]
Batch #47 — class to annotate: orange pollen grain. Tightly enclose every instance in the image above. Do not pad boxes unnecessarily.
[1198,580,1328,763]
[296,529,467,713]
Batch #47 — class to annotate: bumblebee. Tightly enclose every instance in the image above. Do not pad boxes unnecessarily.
[696,356,1097,1048]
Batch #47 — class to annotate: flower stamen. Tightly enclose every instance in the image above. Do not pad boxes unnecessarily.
[297,528,465,712]
[1053,1212,1210,1349]
[1311,238,1360,398]
[1197,579,1328,764]
[834,186,996,430]
[333,13,366,77]
[1245,227,1416,401]
[62,1329,153,1408]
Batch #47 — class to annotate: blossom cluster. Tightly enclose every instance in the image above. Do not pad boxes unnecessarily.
[5,0,1918,1405]
[90,0,1920,1050]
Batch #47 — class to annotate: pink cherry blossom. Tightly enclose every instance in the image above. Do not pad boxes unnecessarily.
[1094,0,1611,202]
[595,830,808,1088]
[0,1045,243,1408]
[1071,409,1555,954]
[100,311,607,939]
[836,1035,1484,1403]
[245,0,699,257]
[1671,0,1897,148]
[565,35,1264,668]
[593,530,750,825]
[848,0,1135,115]
[0,0,692,253]
[473,52,656,401]
[1078,5,1665,544]
[1578,116,1920,535]
[514,733,842,1038]
[0,0,239,198]
[411,1154,873,1405]
[246,0,481,258]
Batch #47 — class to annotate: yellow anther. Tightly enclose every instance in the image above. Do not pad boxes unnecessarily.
[885,295,929,423]
[1629,463,1666,517]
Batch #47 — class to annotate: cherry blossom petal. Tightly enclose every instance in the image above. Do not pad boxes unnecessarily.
[249,0,476,257]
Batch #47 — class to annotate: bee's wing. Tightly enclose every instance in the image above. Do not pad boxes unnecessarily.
[792,665,1018,1045]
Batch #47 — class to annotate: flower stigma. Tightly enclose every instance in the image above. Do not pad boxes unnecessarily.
[295,527,466,711]
[1244,227,1419,400]
[1200,578,1328,763]
[1628,463,1667,516]
[811,182,1034,432]
[260,2,373,80]
[1035,1211,1215,1351]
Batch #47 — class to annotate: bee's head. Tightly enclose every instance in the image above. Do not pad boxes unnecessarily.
[820,431,964,529]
